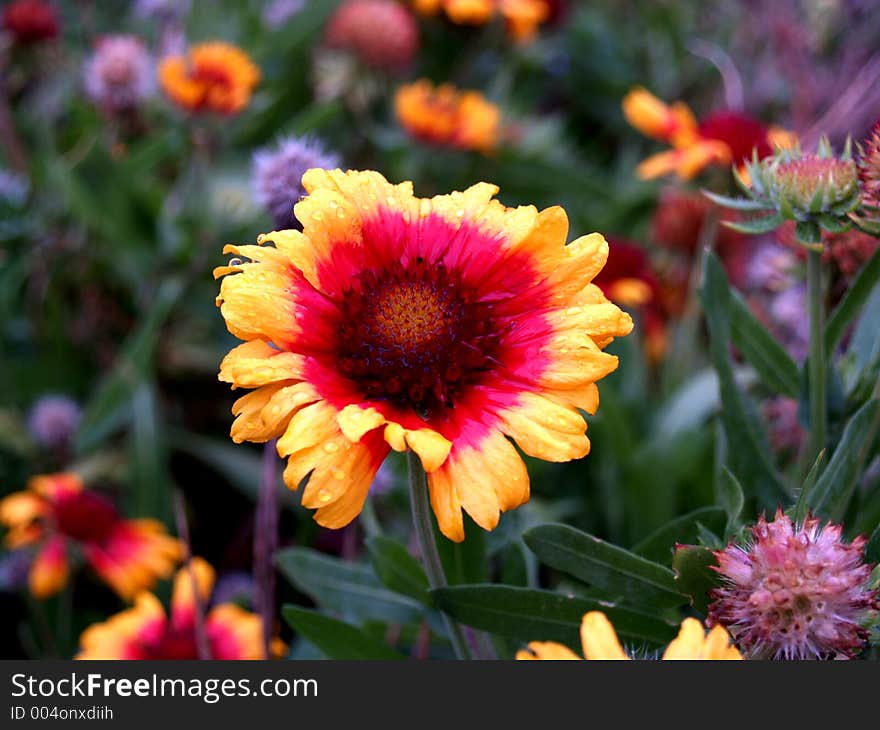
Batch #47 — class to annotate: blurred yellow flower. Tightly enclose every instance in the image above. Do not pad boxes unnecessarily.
[517,611,743,660]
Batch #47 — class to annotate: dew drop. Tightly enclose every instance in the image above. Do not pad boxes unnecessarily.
[318,489,333,503]
[331,468,346,480]
[322,442,340,453]
[228,257,243,267]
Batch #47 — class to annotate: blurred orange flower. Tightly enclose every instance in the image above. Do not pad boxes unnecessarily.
[622,87,793,180]
[0,473,182,599]
[412,0,549,42]
[159,42,260,115]
[395,79,500,152]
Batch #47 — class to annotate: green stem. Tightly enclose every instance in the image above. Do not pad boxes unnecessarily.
[807,249,827,463]
[406,450,471,660]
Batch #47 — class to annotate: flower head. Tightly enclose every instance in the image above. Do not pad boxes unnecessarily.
[158,42,260,115]
[77,558,285,659]
[859,121,880,209]
[413,0,549,42]
[517,611,742,660]
[214,170,632,541]
[0,473,182,599]
[395,80,501,153]
[708,510,879,659]
[622,87,791,181]
[26,395,81,450]
[325,0,418,72]
[84,35,155,114]
[2,0,58,44]
[251,135,341,230]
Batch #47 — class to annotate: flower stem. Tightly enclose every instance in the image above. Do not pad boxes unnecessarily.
[406,450,471,660]
[806,249,827,463]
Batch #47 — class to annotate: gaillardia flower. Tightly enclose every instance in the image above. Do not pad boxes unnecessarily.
[252,135,341,230]
[215,169,632,541]
[158,42,260,115]
[412,0,550,43]
[77,558,285,659]
[622,87,793,181]
[84,35,155,115]
[324,0,418,72]
[708,510,879,660]
[517,611,742,660]
[395,80,501,153]
[0,473,182,599]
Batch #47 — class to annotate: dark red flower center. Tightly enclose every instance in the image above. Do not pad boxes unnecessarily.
[334,257,503,417]
[53,490,120,543]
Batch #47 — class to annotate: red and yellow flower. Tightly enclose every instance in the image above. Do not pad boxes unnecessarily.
[77,558,285,659]
[158,42,260,115]
[215,169,632,542]
[412,0,550,42]
[0,473,182,600]
[622,87,794,180]
[395,79,501,153]
[517,611,742,660]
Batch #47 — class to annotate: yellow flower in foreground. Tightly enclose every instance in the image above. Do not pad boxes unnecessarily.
[517,611,743,660]
[159,42,260,115]
[395,79,501,153]
[214,169,632,542]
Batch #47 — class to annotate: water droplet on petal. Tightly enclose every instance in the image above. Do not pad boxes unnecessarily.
[323,442,339,453]
[331,468,345,480]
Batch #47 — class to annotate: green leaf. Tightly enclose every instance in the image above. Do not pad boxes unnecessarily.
[795,220,822,244]
[724,213,784,234]
[701,190,768,211]
[366,536,430,606]
[431,585,677,650]
[806,398,880,522]
[631,507,726,563]
[730,291,800,398]
[866,524,880,565]
[699,252,789,506]
[717,468,744,533]
[523,524,686,608]
[791,450,826,524]
[672,545,720,616]
[275,547,423,624]
[436,514,488,585]
[825,244,880,354]
[281,606,405,660]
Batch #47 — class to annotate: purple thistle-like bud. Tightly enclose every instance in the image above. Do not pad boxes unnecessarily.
[251,135,341,230]
[708,510,879,660]
[84,35,155,114]
[26,395,81,450]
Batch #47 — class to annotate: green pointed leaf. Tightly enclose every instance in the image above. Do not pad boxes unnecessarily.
[730,290,800,398]
[672,545,721,617]
[436,514,488,585]
[523,524,686,608]
[724,213,784,235]
[699,252,789,506]
[431,585,677,650]
[795,220,822,244]
[792,450,826,524]
[717,468,744,533]
[281,606,405,660]
[631,507,726,562]
[806,398,880,521]
[275,547,423,624]
[366,536,430,606]
[866,524,880,565]
[825,244,880,354]
[819,214,851,233]
[701,189,767,211]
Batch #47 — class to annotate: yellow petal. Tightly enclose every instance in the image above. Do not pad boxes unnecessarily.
[516,641,582,660]
[580,612,629,660]
[499,392,590,462]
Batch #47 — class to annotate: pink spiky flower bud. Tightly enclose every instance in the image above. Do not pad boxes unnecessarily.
[708,510,879,660]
